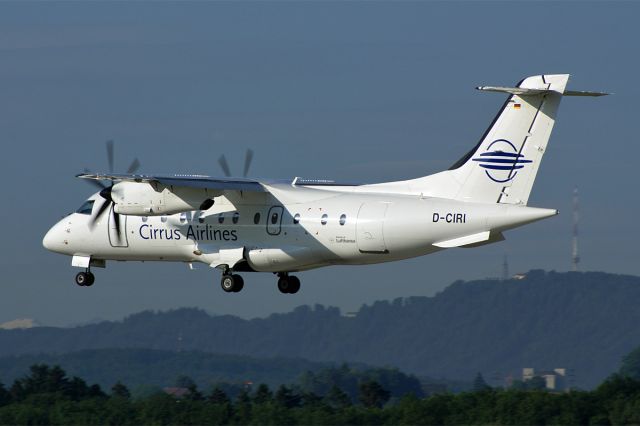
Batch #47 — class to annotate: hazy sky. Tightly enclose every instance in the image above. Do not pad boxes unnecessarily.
[0,2,635,326]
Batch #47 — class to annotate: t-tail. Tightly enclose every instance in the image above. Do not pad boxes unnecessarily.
[410,74,607,205]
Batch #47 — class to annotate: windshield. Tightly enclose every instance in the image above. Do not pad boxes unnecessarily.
[76,200,95,215]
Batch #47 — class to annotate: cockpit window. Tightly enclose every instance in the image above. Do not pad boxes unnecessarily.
[76,200,94,215]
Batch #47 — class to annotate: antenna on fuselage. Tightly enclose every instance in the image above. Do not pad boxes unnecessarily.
[571,186,580,271]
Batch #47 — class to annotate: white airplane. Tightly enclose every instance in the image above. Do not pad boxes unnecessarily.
[43,74,606,294]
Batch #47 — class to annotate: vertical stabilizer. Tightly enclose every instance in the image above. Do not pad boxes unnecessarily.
[449,74,569,205]
[361,74,607,203]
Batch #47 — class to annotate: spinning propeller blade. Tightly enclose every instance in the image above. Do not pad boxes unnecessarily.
[243,149,254,177]
[217,149,255,177]
[89,197,111,230]
[218,155,231,177]
[106,140,115,173]
[85,140,138,244]
[127,158,140,174]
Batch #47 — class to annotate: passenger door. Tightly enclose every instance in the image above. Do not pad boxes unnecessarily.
[266,206,284,236]
[356,202,388,253]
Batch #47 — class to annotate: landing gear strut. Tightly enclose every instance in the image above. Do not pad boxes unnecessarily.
[221,273,244,293]
[75,270,95,287]
[277,273,301,294]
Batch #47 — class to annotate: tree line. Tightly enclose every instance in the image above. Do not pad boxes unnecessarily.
[2,364,640,424]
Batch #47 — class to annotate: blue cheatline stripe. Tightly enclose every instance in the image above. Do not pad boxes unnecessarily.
[472,158,533,164]
[479,151,523,158]
[479,164,525,170]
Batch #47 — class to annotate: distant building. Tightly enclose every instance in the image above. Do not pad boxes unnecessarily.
[522,368,570,392]
[163,387,191,398]
[0,318,40,330]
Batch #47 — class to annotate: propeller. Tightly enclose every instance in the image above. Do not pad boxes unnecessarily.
[218,149,254,178]
[84,141,141,243]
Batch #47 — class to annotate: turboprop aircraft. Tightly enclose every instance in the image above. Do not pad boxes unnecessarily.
[43,74,606,294]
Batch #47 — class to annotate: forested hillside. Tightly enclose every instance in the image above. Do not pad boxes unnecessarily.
[2,270,639,388]
[2,364,640,425]
[0,349,328,393]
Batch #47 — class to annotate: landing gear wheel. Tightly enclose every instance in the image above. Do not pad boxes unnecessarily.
[221,275,235,293]
[75,272,90,286]
[288,276,300,294]
[221,274,244,293]
[231,274,244,293]
[85,272,95,287]
[277,276,291,294]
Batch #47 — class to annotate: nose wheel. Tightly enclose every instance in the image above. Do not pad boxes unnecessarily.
[75,271,95,287]
[221,274,244,293]
[277,273,301,294]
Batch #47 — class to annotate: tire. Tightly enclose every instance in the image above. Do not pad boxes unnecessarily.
[221,275,235,293]
[85,272,95,287]
[288,276,301,294]
[75,272,88,286]
[232,274,244,293]
[277,276,290,294]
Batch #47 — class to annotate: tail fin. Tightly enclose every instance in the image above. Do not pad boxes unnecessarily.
[405,74,606,205]
[448,74,570,205]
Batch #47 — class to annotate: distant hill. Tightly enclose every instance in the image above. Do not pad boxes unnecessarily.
[2,270,640,388]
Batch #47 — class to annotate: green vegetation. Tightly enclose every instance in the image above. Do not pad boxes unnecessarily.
[3,364,640,425]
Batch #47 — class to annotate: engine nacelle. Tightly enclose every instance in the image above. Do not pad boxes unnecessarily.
[246,247,319,272]
[111,181,217,216]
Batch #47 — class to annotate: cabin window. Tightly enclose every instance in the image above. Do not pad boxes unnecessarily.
[271,212,279,225]
[161,216,167,223]
[321,214,328,225]
[76,200,94,215]
[339,214,347,226]
[254,213,261,224]
[198,212,205,224]
[232,212,240,224]
[218,214,225,224]
[179,213,187,224]
[293,213,301,224]
[142,216,148,223]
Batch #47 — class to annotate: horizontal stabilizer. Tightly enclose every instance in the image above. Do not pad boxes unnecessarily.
[476,86,551,96]
[434,231,490,248]
[563,90,610,97]
[477,86,610,97]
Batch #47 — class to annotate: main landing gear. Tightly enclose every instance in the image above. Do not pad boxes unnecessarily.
[75,270,95,287]
[219,271,301,294]
[220,273,244,293]
[277,273,300,294]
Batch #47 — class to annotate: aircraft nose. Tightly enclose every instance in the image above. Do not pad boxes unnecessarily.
[43,222,65,253]
[42,226,56,251]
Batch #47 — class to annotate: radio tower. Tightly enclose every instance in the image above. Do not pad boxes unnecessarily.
[502,254,509,280]
[572,186,580,271]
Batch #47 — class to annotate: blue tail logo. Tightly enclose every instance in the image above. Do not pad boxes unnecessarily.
[472,139,533,183]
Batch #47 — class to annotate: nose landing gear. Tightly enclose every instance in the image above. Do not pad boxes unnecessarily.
[75,270,95,287]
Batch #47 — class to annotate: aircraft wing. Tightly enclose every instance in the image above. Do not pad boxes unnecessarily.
[76,172,268,192]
